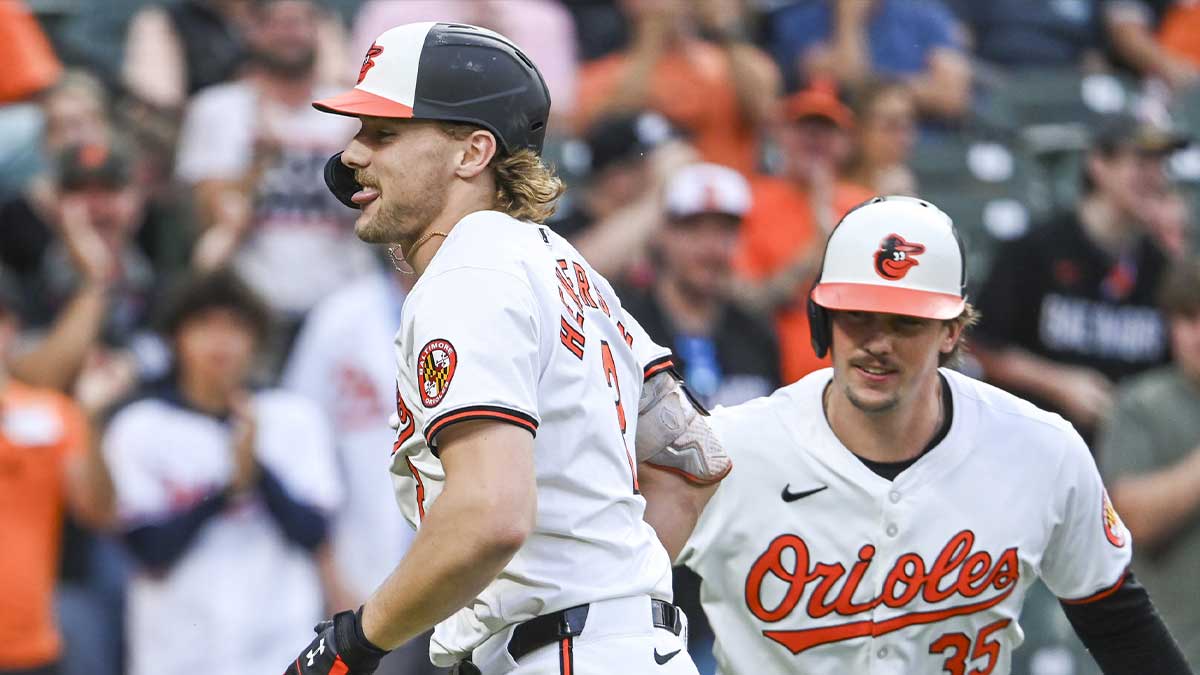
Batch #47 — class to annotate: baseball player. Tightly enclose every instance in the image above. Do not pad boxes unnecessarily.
[640,196,1192,674]
[281,22,729,675]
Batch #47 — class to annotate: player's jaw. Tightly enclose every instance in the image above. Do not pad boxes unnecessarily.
[828,310,946,414]
[344,118,453,244]
[842,355,904,413]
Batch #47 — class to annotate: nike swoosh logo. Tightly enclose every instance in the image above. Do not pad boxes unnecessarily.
[654,649,681,665]
[781,484,828,502]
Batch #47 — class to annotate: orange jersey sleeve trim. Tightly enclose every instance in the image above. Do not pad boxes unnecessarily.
[424,405,539,444]
[643,356,675,381]
[1060,570,1129,605]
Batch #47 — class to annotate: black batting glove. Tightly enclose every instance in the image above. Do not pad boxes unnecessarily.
[284,607,388,675]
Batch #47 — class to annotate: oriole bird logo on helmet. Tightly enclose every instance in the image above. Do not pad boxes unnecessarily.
[874,234,926,281]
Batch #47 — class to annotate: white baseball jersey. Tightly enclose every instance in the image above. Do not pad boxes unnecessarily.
[103,388,341,675]
[389,210,677,666]
[282,269,415,600]
[679,368,1131,675]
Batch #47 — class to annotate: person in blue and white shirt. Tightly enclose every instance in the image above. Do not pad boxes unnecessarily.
[103,269,341,675]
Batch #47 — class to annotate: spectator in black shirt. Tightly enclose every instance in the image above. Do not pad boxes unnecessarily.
[975,113,1189,439]
[1,141,158,344]
[618,161,780,674]
[620,162,780,409]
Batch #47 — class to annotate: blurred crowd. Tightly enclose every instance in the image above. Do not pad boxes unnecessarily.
[1,1,1199,674]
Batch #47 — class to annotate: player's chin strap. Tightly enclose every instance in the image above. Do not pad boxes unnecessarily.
[636,372,731,485]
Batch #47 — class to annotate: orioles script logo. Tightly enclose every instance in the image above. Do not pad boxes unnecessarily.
[358,43,383,84]
[875,233,925,280]
[744,530,1019,654]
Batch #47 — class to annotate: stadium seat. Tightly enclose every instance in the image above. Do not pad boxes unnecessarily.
[974,67,1136,133]
[911,135,1039,290]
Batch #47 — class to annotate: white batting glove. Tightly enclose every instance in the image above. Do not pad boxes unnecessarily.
[636,372,731,485]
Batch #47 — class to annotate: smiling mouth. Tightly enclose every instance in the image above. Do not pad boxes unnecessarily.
[853,363,898,381]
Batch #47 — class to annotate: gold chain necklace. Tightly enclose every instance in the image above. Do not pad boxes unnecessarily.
[388,231,449,275]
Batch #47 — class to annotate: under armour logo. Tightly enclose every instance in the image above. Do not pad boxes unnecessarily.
[306,638,326,667]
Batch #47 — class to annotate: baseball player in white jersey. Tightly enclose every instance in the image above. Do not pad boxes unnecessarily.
[282,22,730,675]
[640,196,1192,674]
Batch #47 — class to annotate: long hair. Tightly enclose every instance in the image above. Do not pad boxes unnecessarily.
[441,122,565,223]
[940,301,981,367]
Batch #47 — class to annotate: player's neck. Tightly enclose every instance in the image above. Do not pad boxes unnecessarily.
[407,187,496,277]
[824,373,944,464]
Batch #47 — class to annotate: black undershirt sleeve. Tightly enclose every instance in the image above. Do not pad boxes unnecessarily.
[1059,571,1192,675]
[123,489,230,571]
[257,464,329,551]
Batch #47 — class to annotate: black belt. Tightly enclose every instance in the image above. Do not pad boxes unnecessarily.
[452,599,684,673]
[509,598,683,661]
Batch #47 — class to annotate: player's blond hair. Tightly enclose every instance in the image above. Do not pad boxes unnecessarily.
[440,122,565,224]
[940,302,981,367]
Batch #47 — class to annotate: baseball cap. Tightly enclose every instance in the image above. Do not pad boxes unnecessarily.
[312,22,550,154]
[583,111,677,175]
[1091,112,1191,154]
[57,141,133,191]
[784,81,854,130]
[664,163,751,219]
[811,196,965,319]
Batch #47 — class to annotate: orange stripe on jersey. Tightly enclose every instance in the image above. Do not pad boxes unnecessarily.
[763,583,1015,654]
[559,637,573,675]
[1061,570,1128,605]
[405,457,426,522]
[425,406,539,443]
[643,356,674,380]
[330,656,350,675]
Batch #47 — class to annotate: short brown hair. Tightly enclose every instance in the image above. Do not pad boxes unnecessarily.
[441,122,565,223]
[157,268,273,343]
[1158,257,1200,318]
[940,301,981,367]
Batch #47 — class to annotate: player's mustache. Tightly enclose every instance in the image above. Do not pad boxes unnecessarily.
[355,172,380,190]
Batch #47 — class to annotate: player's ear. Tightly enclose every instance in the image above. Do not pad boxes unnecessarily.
[454,129,498,180]
[939,317,965,355]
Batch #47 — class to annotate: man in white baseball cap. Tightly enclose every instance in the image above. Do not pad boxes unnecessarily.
[621,163,779,409]
[640,195,1191,675]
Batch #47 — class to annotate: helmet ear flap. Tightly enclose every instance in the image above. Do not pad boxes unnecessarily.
[808,246,832,359]
[324,152,363,209]
[808,290,831,359]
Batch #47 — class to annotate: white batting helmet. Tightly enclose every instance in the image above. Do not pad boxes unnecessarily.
[808,195,967,357]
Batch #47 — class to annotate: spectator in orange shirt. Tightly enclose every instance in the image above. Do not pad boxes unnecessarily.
[0,0,61,104]
[732,84,874,382]
[1158,1,1200,71]
[1104,0,1200,92]
[0,275,114,675]
[576,0,780,175]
